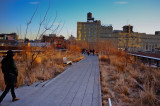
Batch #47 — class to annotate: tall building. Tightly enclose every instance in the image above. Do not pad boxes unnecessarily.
[77,12,113,42]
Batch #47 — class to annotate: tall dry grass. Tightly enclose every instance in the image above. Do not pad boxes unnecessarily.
[98,40,160,106]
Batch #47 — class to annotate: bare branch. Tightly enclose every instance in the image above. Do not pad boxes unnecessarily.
[49,11,58,28]
[57,21,65,36]
[25,6,38,40]
[36,12,57,40]
[36,1,51,40]
[43,12,58,32]
[51,20,61,34]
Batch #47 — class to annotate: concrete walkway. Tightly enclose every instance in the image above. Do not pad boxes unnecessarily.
[0,55,102,106]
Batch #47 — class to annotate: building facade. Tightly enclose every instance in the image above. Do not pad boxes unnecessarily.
[0,33,18,46]
[42,34,66,49]
[77,13,160,52]
[114,25,160,52]
[77,12,113,43]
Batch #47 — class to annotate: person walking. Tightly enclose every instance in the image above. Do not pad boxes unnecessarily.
[90,50,92,56]
[87,49,90,56]
[0,50,19,105]
[93,49,95,56]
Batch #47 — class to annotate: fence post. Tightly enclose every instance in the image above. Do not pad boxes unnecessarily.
[108,98,112,106]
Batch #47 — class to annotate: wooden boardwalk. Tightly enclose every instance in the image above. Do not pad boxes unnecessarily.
[0,56,102,106]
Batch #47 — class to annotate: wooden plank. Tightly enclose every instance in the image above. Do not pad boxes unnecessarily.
[10,67,73,106]
[60,63,90,106]
[27,66,78,106]
[35,61,87,106]
[92,61,101,106]
[40,66,84,106]
[71,63,93,106]
[81,64,96,106]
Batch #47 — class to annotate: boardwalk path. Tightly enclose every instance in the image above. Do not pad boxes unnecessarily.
[0,56,102,106]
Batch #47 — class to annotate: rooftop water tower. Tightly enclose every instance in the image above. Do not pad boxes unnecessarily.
[87,12,94,22]
[123,25,133,33]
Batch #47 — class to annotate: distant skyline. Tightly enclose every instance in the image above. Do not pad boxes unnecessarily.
[0,0,160,39]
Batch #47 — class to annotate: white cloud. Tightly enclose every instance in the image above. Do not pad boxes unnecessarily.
[114,1,128,4]
[29,2,40,5]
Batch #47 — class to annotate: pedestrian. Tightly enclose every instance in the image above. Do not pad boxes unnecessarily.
[81,49,84,54]
[90,50,92,56]
[93,49,95,56]
[87,49,90,56]
[81,48,85,54]
[0,50,19,105]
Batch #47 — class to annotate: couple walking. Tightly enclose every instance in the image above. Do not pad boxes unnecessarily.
[0,50,19,106]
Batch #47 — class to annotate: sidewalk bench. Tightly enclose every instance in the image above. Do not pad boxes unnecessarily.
[63,57,72,65]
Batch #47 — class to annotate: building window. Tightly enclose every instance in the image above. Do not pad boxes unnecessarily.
[146,45,148,50]
[149,45,151,50]
[155,44,157,48]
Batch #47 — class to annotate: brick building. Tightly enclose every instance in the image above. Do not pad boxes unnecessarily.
[42,34,66,49]
[0,33,18,46]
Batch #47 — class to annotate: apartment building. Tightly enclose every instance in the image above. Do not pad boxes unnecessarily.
[77,12,112,43]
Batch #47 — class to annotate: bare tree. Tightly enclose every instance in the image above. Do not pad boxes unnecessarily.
[23,0,64,84]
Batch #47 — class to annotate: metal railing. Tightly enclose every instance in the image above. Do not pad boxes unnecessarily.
[128,53,160,67]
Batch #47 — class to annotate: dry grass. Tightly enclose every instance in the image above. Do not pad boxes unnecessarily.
[99,55,110,64]
[100,56,160,106]
[102,87,109,94]
[0,65,5,91]
[98,41,160,106]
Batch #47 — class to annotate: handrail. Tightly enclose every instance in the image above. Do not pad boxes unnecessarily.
[128,53,160,61]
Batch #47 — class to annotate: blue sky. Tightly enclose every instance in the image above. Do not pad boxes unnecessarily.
[0,0,160,39]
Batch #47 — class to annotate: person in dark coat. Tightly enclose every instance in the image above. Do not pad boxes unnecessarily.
[0,50,19,104]
[93,49,95,56]
[90,50,92,55]
[87,49,90,56]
